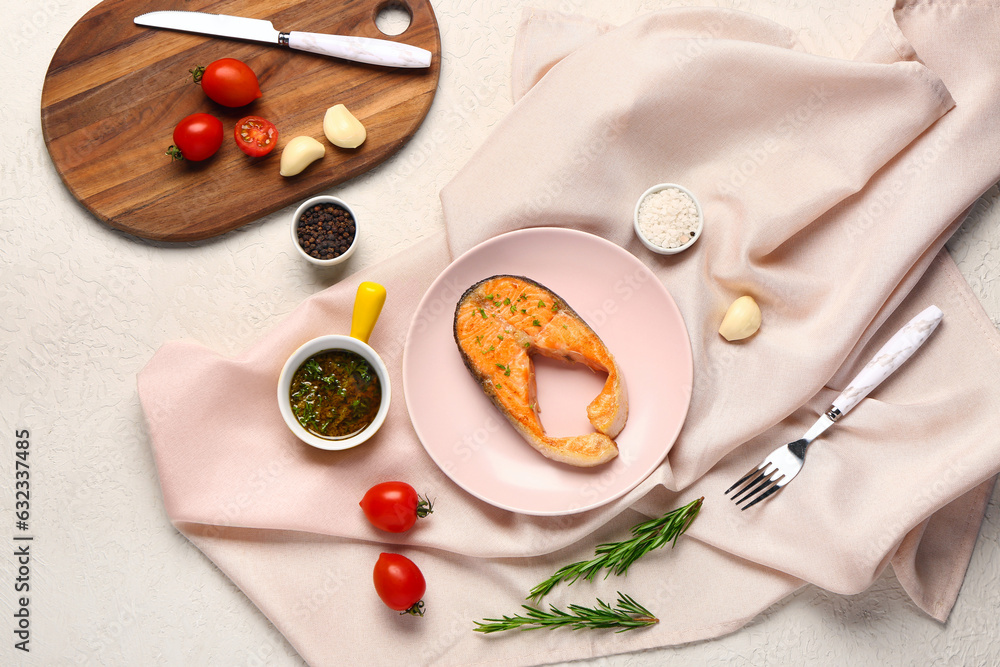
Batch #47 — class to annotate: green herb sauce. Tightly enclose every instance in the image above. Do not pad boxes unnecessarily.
[289,350,381,440]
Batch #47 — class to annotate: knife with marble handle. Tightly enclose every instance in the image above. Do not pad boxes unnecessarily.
[134,11,432,69]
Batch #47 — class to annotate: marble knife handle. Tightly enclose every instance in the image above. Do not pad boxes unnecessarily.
[830,305,943,417]
[286,32,432,68]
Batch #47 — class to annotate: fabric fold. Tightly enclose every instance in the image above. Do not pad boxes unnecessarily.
[139,2,1000,664]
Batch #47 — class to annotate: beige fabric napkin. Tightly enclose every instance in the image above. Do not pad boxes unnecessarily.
[139,2,1000,664]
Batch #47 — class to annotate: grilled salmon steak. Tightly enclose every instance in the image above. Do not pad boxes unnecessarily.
[453,275,627,467]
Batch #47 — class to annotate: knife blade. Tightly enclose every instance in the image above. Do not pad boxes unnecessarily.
[134,11,432,69]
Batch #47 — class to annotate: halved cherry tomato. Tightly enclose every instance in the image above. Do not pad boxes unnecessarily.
[192,58,262,107]
[373,553,426,616]
[166,113,223,161]
[360,481,433,533]
[234,116,279,157]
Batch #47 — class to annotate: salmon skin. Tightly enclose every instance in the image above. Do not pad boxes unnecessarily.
[453,275,627,467]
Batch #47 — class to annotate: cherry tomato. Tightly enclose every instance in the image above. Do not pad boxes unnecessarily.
[166,113,223,161]
[373,553,426,615]
[360,482,433,533]
[234,116,279,157]
[192,58,262,107]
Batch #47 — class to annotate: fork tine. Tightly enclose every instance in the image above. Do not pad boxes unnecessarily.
[725,468,764,500]
[729,462,778,501]
[725,465,763,495]
[737,470,786,507]
[740,479,784,510]
[731,468,775,504]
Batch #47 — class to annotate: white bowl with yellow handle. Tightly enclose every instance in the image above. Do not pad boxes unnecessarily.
[277,281,390,450]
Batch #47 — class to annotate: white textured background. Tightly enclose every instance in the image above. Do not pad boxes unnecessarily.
[2,0,999,664]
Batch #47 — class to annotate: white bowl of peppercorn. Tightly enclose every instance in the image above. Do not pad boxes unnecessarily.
[292,195,359,266]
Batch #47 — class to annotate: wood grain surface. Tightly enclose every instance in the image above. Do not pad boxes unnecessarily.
[40,0,440,241]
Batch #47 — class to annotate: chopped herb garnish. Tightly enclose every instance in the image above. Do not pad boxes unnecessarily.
[521,309,527,314]
[495,363,512,376]
[497,335,504,340]
[533,319,542,327]
[479,308,487,319]
[504,298,511,305]
[538,300,545,308]
[551,304,560,312]
[303,359,323,379]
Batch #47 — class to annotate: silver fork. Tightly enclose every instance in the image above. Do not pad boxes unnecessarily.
[725,305,943,510]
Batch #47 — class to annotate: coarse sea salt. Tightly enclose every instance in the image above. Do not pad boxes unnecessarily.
[636,187,700,249]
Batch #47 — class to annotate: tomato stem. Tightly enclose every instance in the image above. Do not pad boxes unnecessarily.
[401,600,425,617]
[165,145,184,161]
[416,495,434,519]
[189,66,205,85]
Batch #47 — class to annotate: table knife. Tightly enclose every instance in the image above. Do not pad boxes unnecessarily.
[134,11,432,69]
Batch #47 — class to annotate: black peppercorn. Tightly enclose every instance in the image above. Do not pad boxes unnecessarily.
[296,203,356,261]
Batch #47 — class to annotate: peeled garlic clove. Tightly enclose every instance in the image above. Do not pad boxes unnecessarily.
[719,295,762,341]
[280,136,325,177]
[323,104,366,149]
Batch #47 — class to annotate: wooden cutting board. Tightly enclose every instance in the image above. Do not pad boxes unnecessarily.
[41,0,440,242]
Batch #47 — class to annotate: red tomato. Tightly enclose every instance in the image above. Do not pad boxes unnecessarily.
[192,58,262,107]
[360,482,433,533]
[234,116,279,157]
[373,553,426,615]
[167,113,223,161]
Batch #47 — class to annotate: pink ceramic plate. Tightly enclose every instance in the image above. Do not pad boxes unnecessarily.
[402,228,693,515]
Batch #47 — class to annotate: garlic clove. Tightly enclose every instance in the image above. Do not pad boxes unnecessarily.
[323,104,367,149]
[280,136,326,177]
[719,295,762,341]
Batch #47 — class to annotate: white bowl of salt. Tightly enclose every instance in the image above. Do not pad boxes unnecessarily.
[633,183,703,255]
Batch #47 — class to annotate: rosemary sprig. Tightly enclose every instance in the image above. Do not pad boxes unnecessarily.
[528,497,704,600]
[473,592,657,634]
